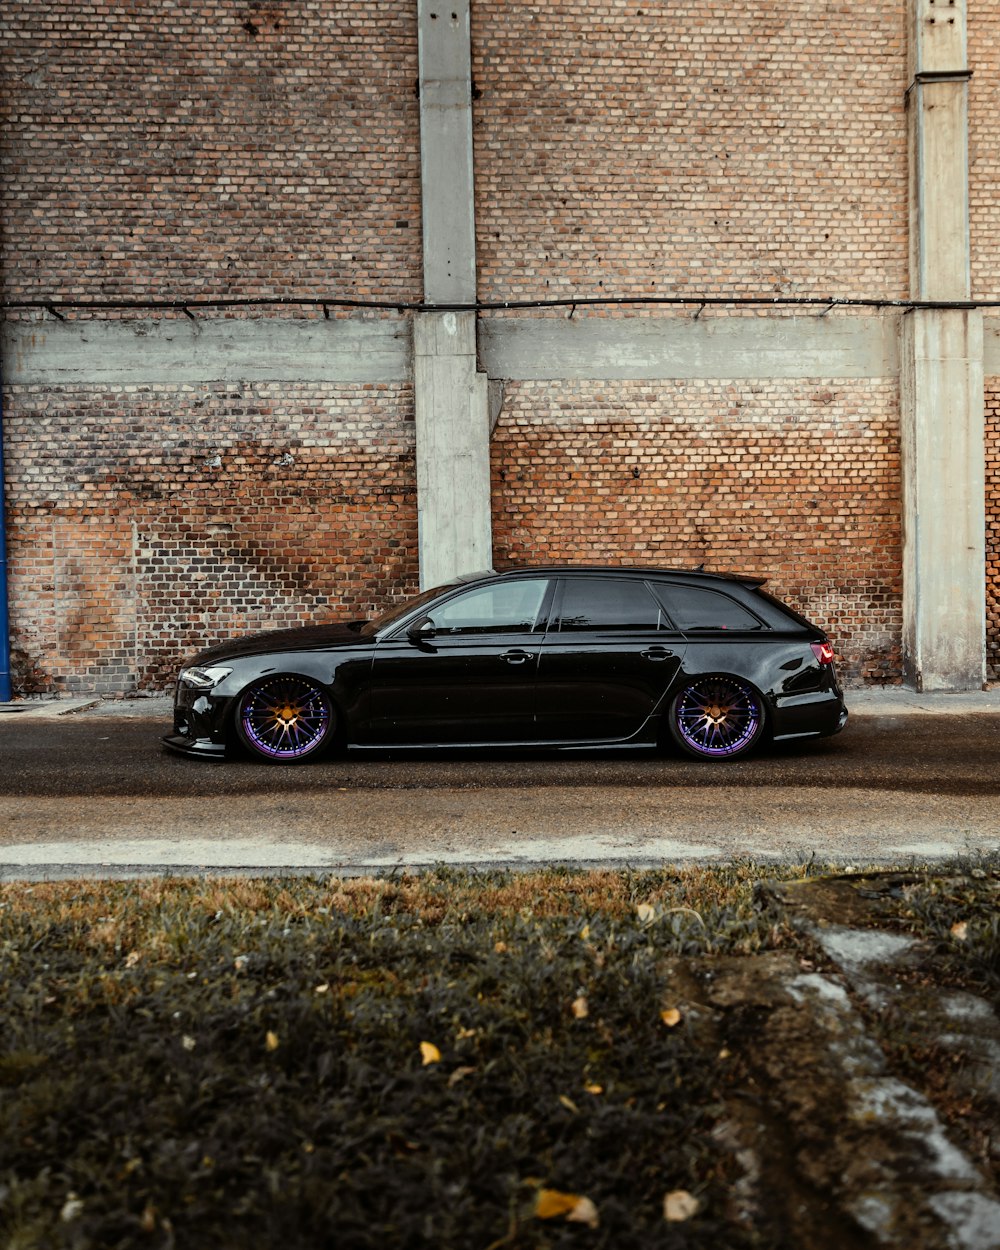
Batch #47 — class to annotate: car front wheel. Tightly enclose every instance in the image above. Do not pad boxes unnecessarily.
[235,675,335,763]
[669,675,764,761]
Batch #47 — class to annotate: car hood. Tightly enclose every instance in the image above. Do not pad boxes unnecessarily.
[186,622,368,667]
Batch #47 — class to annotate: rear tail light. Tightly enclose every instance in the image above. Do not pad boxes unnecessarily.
[811,641,835,665]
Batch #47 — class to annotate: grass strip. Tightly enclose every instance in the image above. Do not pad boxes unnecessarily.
[1,859,996,1249]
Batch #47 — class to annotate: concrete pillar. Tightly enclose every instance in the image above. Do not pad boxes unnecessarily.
[414,0,492,587]
[901,0,986,689]
[901,310,985,689]
[414,312,492,588]
[417,0,477,305]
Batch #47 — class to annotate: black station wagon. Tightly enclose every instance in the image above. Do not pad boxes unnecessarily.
[164,565,847,764]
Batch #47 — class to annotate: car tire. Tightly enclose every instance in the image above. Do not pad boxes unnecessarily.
[668,674,765,761]
[235,674,336,763]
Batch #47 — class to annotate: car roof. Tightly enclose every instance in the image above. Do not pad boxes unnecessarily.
[480,565,767,588]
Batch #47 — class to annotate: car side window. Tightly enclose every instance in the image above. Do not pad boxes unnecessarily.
[555,578,665,631]
[427,579,549,634]
[652,583,765,631]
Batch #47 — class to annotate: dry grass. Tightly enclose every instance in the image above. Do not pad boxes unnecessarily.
[2,858,995,1250]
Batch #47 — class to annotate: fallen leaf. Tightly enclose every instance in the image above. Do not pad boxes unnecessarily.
[558,1094,580,1114]
[951,921,968,941]
[315,983,330,994]
[664,1190,700,1222]
[584,1082,603,1095]
[661,1008,683,1028]
[420,1041,441,1065]
[536,1190,599,1228]
[60,1195,84,1223]
[124,950,142,968]
[494,940,508,953]
[448,1066,476,1086]
[571,995,589,1019]
[567,1196,600,1228]
[536,1190,578,1220]
[636,902,656,924]
[265,1031,280,1052]
[181,1034,196,1052]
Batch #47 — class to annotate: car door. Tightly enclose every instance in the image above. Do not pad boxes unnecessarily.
[363,577,553,744]
[533,575,686,742]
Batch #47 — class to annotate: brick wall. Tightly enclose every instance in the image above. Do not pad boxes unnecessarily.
[1,0,996,694]
[0,1,421,305]
[986,381,1000,680]
[4,379,417,692]
[969,1,1000,300]
[473,0,908,303]
[472,0,910,685]
[0,0,424,695]
[491,378,903,683]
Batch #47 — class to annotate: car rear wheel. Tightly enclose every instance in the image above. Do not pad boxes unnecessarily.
[669,675,764,761]
[235,675,335,763]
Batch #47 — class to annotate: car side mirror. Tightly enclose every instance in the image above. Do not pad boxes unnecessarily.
[407,615,436,642]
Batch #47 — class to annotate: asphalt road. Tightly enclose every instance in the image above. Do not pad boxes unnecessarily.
[1,703,998,875]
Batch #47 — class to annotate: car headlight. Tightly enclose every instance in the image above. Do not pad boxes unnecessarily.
[179,665,233,690]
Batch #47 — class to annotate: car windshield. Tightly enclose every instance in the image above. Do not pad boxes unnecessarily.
[356,582,462,637]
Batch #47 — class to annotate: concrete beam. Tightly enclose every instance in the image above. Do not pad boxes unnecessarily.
[479,314,900,381]
[413,312,492,588]
[2,317,410,386]
[5,312,932,388]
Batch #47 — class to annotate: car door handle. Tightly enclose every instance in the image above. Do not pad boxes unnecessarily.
[641,646,675,661]
[501,649,533,665]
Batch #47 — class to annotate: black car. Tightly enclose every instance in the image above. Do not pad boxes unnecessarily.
[163,565,847,764]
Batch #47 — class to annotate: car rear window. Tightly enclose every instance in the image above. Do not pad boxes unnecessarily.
[652,583,765,631]
[555,578,665,631]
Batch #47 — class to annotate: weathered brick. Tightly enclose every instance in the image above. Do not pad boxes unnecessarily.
[0,1,421,306]
[4,382,418,692]
[491,379,903,683]
[1,0,998,692]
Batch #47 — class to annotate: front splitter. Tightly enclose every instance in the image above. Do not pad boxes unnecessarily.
[161,733,227,760]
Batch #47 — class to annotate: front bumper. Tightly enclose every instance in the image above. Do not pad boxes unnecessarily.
[162,683,233,759]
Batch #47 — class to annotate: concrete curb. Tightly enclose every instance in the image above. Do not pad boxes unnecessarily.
[0,698,102,719]
[844,689,1000,715]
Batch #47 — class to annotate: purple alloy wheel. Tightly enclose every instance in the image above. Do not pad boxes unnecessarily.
[674,676,762,759]
[239,676,331,761]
